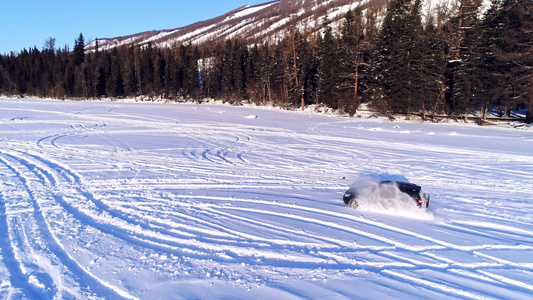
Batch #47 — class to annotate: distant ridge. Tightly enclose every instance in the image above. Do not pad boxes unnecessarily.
[85,0,378,51]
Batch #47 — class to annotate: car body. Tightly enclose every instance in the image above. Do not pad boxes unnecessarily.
[343,181,430,208]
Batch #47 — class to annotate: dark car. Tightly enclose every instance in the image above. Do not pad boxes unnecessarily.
[343,181,430,208]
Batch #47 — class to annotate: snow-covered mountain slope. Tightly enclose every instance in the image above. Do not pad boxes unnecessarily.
[85,0,491,51]
[85,0,372,51]
[0,97,532,299]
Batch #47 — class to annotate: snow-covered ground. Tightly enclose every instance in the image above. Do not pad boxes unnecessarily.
[0,97,532,299]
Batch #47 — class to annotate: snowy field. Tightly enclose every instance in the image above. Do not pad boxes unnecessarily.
[0,97,532,300]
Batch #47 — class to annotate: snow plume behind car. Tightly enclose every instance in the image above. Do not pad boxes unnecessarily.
[347,178,434,219]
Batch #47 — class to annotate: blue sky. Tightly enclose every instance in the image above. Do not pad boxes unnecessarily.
[0,0,269,54]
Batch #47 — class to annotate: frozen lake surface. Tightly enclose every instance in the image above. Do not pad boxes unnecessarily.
[0,98,532,299]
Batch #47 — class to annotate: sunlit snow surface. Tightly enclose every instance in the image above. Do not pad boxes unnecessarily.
[0,98,532,299]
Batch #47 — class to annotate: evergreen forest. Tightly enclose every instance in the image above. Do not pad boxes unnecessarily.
[0,0,532,123]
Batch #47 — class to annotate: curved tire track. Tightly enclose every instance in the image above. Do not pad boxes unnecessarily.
[0,153,137,300]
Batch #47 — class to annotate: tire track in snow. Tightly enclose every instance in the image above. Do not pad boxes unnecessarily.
[171,192,533,289]
[7,151,345,267]
[4,151,503,277]
[37,123,108,149]
[0,191,41,299]
[182,195,533,253]
[382,270,496,300]
[7,152,220,256]
[24,120,533,288]
[0,153,139,300]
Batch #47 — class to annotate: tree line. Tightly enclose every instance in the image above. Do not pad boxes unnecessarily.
[0,0,531,123]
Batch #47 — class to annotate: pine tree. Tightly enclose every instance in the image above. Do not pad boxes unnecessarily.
[122,46,138,98]
[92,49,107,98]
[200,42,222,100]
[40,42,57,97]
[259,43,274,105]
[106,48,125,98]
[73,33,85,66]
[246,44,262,104]
[186,45,201,99]
[338,8,368,115]
[445,0,483,121]
[317,17,340,109]
[162,48,175,99]
[141,42,154,99]
[270,40,290,106]
[483,0,533,122]
[234,42,248,101]
[152,49,165,99]
[417,23,447,119]
[370,0,425,117]
[287,30,311,110]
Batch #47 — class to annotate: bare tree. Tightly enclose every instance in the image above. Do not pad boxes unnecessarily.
[44,37,56,52]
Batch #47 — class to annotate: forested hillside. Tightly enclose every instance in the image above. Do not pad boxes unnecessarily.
[0,0,531,123]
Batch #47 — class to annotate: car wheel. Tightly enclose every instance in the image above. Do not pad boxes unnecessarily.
[349,199,359,209]
[343,192,355,204]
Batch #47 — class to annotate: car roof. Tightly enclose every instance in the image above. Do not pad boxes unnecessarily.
[380,181,421,192]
